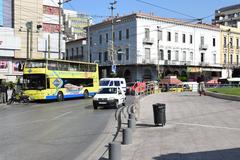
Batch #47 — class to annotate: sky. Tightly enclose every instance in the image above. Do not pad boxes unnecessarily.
[64,0,240,23]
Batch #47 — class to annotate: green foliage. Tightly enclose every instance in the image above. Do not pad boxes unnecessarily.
[6,81,15,89]
[208,87,240,96]
[110,72,117,78]
[178,76,188,82]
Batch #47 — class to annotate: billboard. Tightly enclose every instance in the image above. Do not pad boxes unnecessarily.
[0,0,3,26]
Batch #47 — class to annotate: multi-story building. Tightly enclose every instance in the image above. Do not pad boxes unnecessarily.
[0,0,22,82]
[213,4,240,28]
[65,38,88,61]
[89,12,222,82]
[0,0,66,82]
[63,9,91,41]
[220,25,240,78]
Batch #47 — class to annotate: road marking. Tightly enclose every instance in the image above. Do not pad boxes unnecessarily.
[52,111,72,120]
[174,122,240,131]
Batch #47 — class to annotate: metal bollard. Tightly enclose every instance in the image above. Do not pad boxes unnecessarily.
[109,142,121,160]
[128,118,136,131]
[122,128,132,145]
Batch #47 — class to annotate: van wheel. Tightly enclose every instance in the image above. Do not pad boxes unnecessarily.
[93,104,98,110]
[57,92,64,102]
[84,90,89,99]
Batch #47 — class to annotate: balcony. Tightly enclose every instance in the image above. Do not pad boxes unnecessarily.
[199,44,208,50]
[143,38,154,45]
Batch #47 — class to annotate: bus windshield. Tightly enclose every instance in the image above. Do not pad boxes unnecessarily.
[25,60,46,68]
[100,80,110,86]
[23,74,46,90]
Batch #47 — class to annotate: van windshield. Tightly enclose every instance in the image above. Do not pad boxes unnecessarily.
[100,80,110,86]
[99,88,117,94]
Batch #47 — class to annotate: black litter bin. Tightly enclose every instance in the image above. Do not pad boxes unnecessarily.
[152,103,166,126]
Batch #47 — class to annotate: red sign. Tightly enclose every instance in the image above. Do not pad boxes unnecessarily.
[43,5,59,15]
[43,23,60,33]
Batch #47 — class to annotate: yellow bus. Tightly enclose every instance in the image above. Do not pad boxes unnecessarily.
[23,59,99,101]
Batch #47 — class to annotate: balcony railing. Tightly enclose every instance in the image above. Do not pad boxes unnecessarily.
[143,38,154,45]
[199,44,208,50]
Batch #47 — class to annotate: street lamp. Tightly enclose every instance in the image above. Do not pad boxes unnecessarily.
[110,0,117,67]
[26,21,33,59]
[58,0,71,60]
[227,29,231,78]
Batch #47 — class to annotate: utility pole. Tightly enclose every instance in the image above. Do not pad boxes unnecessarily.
[227,29,231,78]
[48,34,51,59]
[157,26,160,80]
[110,0,117,68]
[58,0,71,60]
[26,21,33,59]
[87,18,90,62]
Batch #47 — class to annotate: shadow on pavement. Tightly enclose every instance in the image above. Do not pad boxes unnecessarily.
[136,123,156,128]
[98,158,108,160]
[153,148,240,160]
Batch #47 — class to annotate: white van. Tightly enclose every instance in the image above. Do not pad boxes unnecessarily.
[100,78,127,92]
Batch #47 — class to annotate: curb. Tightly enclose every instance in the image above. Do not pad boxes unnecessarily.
[206,91,240,101]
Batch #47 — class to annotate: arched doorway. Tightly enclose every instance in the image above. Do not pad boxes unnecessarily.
[173,71,180,77]
[143,69,152,81]
[124,70,132,82]
[164,70,172,77]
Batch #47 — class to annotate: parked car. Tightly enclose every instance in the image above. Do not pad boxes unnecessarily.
[93,86,126,109]
[126,82,146,95]
[99,78,127,93]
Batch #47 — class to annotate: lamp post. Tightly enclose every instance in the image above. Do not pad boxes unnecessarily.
[157,26,160,81]
[227,29,231,78]
[26,21,33,59]
[110,0,117,67]
[58,0,71,60]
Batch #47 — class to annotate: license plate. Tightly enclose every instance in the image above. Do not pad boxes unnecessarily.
[99,102,107,104]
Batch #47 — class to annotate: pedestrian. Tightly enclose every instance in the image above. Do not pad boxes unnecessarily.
[0,82,3,103]
[197,75,206,96]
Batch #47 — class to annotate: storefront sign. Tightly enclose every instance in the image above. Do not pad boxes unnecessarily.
[187,67,202,73]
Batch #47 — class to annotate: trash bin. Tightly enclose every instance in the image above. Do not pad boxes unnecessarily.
[152,103,166,126]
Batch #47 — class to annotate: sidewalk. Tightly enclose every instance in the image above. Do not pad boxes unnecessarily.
[122,92,240,160]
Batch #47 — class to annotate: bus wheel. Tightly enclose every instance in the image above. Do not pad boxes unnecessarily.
[84,90,89,99]
[57,92,64,102]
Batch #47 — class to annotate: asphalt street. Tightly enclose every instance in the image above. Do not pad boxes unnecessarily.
[0,96,134,160]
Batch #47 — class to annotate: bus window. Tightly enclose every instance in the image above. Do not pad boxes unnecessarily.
[23,74,46,90]
[25,60,46,68]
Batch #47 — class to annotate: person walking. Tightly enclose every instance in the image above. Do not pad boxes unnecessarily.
[197,75,206,96]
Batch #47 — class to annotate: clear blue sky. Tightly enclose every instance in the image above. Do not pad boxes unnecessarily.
[64,0,240,23]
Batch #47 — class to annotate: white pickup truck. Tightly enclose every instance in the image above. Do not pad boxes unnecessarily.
[93,86,126,109]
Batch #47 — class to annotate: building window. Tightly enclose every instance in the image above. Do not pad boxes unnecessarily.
[200,36,204,45]
[182,34,186,43]
[230,54,233,64]
[201,53,204,62]
[224,37,227,48]
[175,50,179,61]
[145,28,150,39]
[71,48,74,59]
[76,47,79,59]
[190,52,193,61]
[99,35,102,44]
[145,48,151,62]
[126,29,129,39]
[81,46,84,57]
[106,33,108,43]
[126,48,129,61]
[175,33,178,42]
[99,52,102,63]
[117,49,122,61]
[113,32,115,41]
[190,35,193,44]
[230,37,233,48]
[158,30,162,41]
[182,51,186,61]
[90,37,92,46]
[160,49,164,60]
[213,38,216,47]
[213,53,216,64]
[236,38,239,49]
[224,54,226,64]
[119,31,122,40]
[237,55,239,65]
[66,49,69,60]
[104,51,108,62]
[167,50,171,60]
[167,32,171,41]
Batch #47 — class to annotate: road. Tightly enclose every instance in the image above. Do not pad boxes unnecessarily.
[0,96,134,160]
